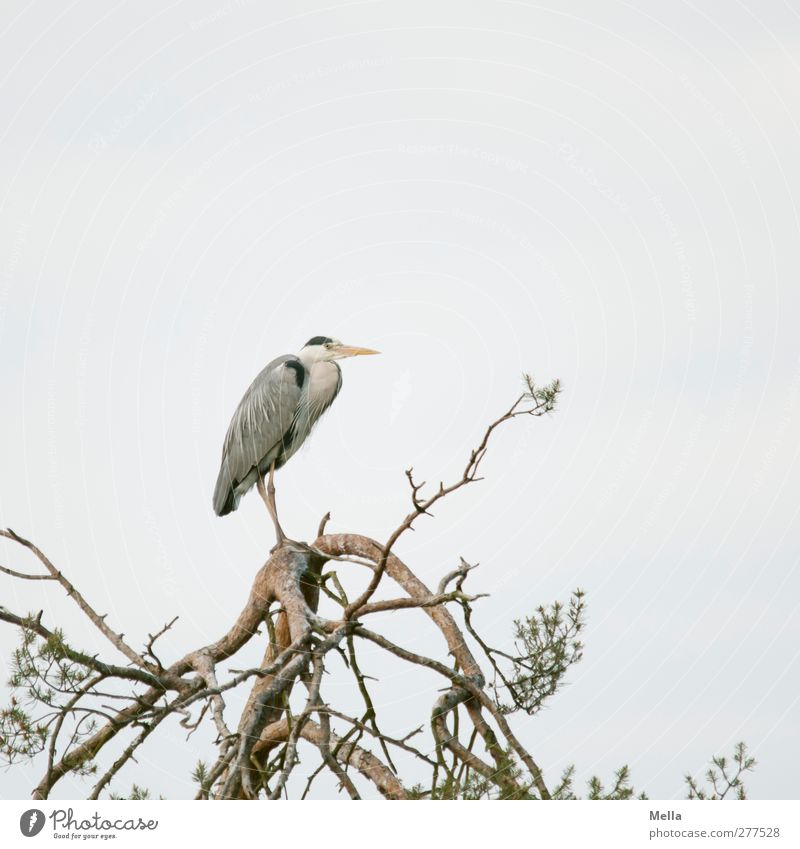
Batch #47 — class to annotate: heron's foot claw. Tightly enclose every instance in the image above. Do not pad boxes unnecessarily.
[269,537,322,556]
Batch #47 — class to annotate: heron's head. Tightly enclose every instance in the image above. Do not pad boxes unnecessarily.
[300,336,380,362]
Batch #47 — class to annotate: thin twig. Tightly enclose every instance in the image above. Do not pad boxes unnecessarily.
[1,529,153,671]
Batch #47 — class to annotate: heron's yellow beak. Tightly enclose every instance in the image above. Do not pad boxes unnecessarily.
[334,344,380,358]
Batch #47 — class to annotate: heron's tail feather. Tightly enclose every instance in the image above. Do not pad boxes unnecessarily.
[213,465,238,516]
[213,488,237,516]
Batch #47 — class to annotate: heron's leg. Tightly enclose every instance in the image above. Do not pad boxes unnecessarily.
[257,462,286,546]
[267,461,281,537]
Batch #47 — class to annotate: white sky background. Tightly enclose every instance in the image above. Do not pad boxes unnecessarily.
[1,0,799,800]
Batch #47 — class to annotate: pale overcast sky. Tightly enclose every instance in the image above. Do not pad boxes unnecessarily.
[1,0,799,800]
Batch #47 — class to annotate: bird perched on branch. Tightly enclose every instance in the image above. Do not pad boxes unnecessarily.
[213,336,379,544]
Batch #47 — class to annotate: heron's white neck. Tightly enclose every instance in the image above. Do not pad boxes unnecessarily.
[296,349,340,413]
[296,346,329,369]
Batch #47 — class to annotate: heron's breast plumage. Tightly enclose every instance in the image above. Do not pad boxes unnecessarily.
[279,360,342,463]
[306,360,342,414]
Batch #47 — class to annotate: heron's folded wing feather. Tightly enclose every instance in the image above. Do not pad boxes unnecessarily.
[216,355,304,492]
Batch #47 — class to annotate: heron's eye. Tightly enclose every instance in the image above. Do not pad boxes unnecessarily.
[324,342,332,349]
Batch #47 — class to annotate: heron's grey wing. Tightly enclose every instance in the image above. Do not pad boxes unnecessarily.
[213,355,304,515]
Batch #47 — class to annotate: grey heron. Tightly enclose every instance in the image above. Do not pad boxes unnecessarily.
[213,336,379,544]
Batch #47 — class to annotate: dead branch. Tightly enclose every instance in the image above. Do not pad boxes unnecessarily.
[257,716,407,799]
[0,529,153,671]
